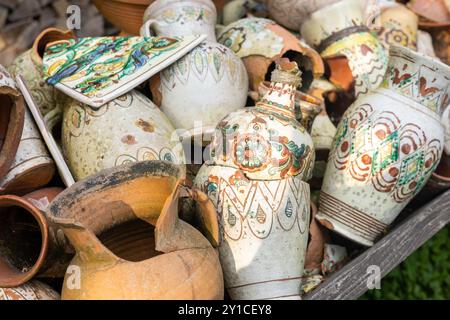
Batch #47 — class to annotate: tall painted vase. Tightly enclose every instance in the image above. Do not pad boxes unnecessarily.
[317,46,450,247]
[194,59,315,300]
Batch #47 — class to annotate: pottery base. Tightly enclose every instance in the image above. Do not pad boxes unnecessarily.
[227,278,302,300]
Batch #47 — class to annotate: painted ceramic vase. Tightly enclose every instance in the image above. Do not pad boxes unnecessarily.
[0,109,55,195]
[143,0,248,139]
[62,90,185,181]
[301,0,388,98]
[217,17,324,92]
[0,281,60,300]
[265,0,341,31]
[0,65,25,179]
[8,28,75,131]
[0,188,70,287]
[369,3,418,51]
[48,161,223,300]
[317,46,450,247]
[194,60,314,300]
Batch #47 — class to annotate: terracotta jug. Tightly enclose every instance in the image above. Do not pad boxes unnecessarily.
[0,281,60,300]
[301,0,388,98]
[194,59,314,300]
[0,187,70,287]
[217,17,324,92]
[0,65,25,180]
[317,46,450,247]
[143,0,249,139]
[47,160,223,300]
[62,90,185,181]
[8,28,75,131]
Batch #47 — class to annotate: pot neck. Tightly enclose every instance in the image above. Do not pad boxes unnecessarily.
[256,81,297,119]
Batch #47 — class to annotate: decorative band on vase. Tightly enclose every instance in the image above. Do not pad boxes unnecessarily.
[318,192,389,242]
[317,25,371,53]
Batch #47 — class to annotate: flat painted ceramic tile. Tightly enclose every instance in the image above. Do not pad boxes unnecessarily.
[43,35,206,108]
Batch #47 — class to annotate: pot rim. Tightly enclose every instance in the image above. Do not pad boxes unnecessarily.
[0,195,49,288]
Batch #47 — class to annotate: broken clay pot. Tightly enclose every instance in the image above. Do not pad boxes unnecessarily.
[0,281,60,300]
[217,17,324,92]
[48,160,223,300]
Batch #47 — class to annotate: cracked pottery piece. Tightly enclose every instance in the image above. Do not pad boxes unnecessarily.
[0,65,25,179]
[0,108,55,195]
[194,60,315,300]
[317,46,450,247]
[8,28,75,132]
[144,0,249,139]
[48,161,223,300]
[301,0,388,98]
[0,187,70,287]
[62,90,185,181]
[217,17,324,91]
[0,281,60,300]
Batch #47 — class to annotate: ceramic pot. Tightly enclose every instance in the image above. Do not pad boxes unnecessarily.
[217,17,324,92]
[47,161,223,300]
[143,0,248,140]
[301,0,388,98]
[317,46,450,247]
[0,65,25,179]
[222,0,268,25]
[252,80,323,133]
[0,187,71,287]
[8,28,75,132]
[424,27,450,66]
[194,60,315,300]
[415,155,450,204]
[61,90,185,181]
[265,0,341,31]
[0,109,55,195]
[417,30,438,57]
[369,3,418,50]
[0,281,60,300]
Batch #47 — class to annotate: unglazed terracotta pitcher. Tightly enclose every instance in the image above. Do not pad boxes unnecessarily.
[194,59,315,300]
[0,187,70,287]
[0,65,25,180]
[47,161,223,300]
[62,90,185,181]
[217,17,324,92]
[301,0,388,98]
[317,46,450,247]
[8,28,75,131]
[142,0,249,139]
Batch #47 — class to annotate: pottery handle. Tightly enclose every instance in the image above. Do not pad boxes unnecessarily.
[140,19,158,37]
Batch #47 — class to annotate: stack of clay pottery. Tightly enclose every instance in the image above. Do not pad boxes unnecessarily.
[61,89,185,181]
[194,59,315,300]
[0,281,60,300]
[48,161,223,300]
[217,17,324,92]
[301,0,388,98]
[142,0,249,140]
[367,2,419,51]
[317,46,450,247]
[0,66,55,195]
[0,188,71,288]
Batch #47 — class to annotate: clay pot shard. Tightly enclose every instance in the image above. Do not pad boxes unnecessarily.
[0,65,25,181]
[0,188,70,288]
[47,160,223,300]
[0,280,60,300]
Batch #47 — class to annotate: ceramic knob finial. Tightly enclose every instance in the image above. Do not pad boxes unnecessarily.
[271,58,302,88]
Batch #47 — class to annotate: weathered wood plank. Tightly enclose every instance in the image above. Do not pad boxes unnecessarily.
[304,189,450,300]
